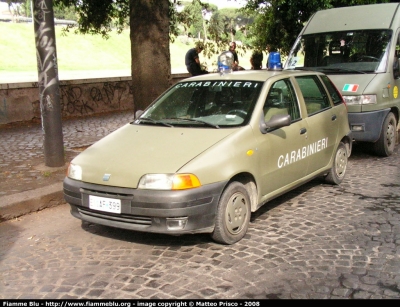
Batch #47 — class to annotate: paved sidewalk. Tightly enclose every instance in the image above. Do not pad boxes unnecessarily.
[0,111,134,221]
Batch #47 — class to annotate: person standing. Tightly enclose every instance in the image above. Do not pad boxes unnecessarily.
[250,50,263,70]
[185,42,208,76]
[229,41,239,70]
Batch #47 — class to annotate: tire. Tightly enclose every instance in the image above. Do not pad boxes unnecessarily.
[372,112,397,157]
[325,142,348,185]
[211,182,251,245]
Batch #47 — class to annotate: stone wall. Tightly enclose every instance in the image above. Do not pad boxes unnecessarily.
[0,73,190,126]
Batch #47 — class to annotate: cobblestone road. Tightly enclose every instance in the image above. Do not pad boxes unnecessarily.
[1,145,400,299]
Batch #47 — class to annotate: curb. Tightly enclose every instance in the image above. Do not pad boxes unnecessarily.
[0,182,64,222]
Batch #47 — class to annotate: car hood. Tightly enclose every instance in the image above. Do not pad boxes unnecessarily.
[70,123,238,188]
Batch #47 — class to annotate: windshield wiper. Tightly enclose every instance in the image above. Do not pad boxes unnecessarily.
[134,117,173,127]
[166,117,220,129]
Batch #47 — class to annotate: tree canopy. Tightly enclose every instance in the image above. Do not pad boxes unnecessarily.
[240,0,390,54]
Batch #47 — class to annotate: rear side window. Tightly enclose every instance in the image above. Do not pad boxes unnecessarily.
[295,75,331,115]
[320,75,344,105]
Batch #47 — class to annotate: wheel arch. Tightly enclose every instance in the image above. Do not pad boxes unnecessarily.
[390,106,400,134]
[340,133,353,157]
[223,172,259,212]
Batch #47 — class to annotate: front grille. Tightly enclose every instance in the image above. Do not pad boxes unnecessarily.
[81,187,133,199]
[78,207,152,226]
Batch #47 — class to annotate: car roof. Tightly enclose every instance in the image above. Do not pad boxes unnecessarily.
[181,69,324,83]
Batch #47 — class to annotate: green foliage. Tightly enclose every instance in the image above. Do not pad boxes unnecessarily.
[234,30,250,45]
[53,3,77,21]
[240,0,390,56]
[167,0,249,59]
[21,0,30,17]
[42,171,51,178]
[53,0,130,38]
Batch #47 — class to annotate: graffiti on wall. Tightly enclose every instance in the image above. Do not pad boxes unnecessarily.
[0,74,184,125]
[60,81,133,116]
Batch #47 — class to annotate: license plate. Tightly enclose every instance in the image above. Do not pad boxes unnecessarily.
[89,195,121,214]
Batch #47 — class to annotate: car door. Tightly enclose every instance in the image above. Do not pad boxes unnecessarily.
[256,78,310,199]
[294,75,339,175]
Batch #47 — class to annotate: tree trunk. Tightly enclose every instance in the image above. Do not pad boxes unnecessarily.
[130,0,171,115]
[33,0,64,167]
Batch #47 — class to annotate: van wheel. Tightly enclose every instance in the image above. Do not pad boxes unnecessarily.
[211,182,250,245]
[325,142,348,185]
[373,112,397,157]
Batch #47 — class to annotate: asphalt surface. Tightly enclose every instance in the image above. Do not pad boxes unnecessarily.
[1,111,400,299]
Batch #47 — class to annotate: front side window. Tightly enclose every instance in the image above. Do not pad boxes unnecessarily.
[285,30,392,74]
[136,80,263,128]
[263,79,300,122]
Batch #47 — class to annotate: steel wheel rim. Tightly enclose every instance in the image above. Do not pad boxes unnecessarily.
[386,119,396,149]
[335,146,347,178]
[225,192,248,235]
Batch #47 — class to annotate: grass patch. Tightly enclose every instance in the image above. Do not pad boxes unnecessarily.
[0,22,255,74]
[41,171,51,177]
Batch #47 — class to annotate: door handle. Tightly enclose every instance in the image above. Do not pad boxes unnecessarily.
[331,114,337,121]
[300,128,307,134]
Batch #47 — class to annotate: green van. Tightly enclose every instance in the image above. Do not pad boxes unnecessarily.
[284,3,400,156]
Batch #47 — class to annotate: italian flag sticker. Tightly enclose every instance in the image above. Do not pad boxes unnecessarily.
[343,84,359,92]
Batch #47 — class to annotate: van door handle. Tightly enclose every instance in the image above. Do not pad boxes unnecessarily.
[300,128,307,134]
[331,114,337,121]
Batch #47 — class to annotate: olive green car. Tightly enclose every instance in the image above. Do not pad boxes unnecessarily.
[63,67,352,244]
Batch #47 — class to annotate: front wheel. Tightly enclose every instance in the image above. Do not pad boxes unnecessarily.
[372,112,397,157]
[211,182,251,245]
[325,142,348,185]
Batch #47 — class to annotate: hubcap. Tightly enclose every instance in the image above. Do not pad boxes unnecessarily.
[225,192,248,235]
[335,147,347,178]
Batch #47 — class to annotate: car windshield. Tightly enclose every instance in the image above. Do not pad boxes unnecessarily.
[135,80,263,128]
[285,30,392,74]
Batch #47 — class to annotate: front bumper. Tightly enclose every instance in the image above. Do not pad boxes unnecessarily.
[348,108,390,142]
[63,177,227,235]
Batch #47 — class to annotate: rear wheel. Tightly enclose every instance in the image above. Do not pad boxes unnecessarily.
[325,142,348,185]
[372,112,397,157]
[211,182,251,245]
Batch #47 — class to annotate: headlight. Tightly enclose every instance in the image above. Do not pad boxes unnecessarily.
[67,163,82,180]
[342,95,377,105]
[138,174,201,190]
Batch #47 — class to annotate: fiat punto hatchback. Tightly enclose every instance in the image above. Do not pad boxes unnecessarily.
[64,55,352,244]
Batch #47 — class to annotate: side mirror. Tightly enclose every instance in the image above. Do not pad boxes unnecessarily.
[259,113,291,134]
[135,110,144,119]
